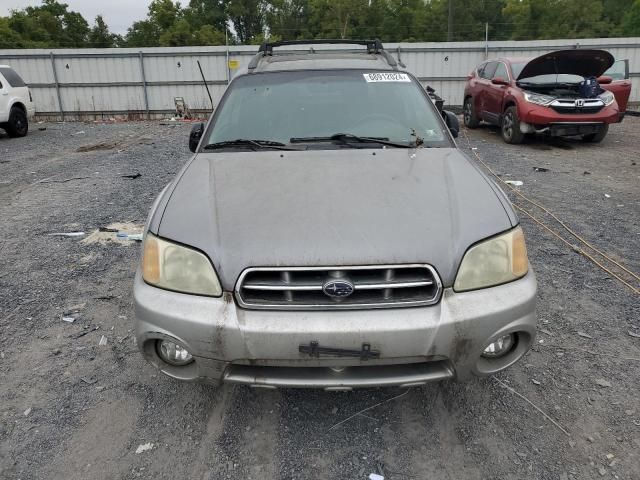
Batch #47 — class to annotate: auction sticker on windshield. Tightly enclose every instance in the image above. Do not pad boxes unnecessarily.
[363,72,411,82]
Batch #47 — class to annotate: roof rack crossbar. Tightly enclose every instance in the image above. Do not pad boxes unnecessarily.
[248,39,400,72]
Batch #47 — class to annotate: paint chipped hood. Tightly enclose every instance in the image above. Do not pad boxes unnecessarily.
[516,49,615,80]
[155,148,516,289]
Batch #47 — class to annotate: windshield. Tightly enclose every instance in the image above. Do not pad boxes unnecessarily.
[206,70,450,148]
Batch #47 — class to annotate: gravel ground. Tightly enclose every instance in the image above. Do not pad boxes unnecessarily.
[0,119,639,480]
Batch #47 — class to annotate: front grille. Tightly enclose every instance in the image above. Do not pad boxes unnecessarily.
[549,98,604,114]
[235,265,442,310]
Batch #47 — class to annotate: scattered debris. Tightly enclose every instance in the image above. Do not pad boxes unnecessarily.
[533,167,549,172]
[95,295,117,300]
[135,443,154,454]
[98,335,108,346]
[369,474,384,480]
[76,142,118,153]
[577,331,593,339]
[116,232,143,242]
[121,173,142,179]
[329,390,409,431]
[82,222,144,246]
[532,379,541,385]
[38,176,90,184]
[48,232,86,237]
[23,408,31,416]
[81,377,98,385]
[62,316,76,323]
[504,180,524,186]
[595,379,612,388]
[71,130,85,136]
[70,325,99,339]
[628,331,640,338]
[583,171,591,175]
[598,466,606,476]
[38,127,47,131]
[493,377,571,437]
[540,328,553,336]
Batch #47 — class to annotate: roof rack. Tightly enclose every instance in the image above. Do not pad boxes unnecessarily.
[247,39,398,72]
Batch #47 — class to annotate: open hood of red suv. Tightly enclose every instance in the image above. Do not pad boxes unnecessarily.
[516,49,615,80]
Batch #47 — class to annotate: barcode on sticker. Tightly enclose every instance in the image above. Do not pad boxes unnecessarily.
[363,72,411,83]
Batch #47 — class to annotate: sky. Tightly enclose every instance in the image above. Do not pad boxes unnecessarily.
[0,0,153,34]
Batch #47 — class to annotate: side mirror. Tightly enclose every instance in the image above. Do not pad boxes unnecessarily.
[189,122,204,153]
[442,110,459,138]
[491,77,509,86]
[596,75,613,85]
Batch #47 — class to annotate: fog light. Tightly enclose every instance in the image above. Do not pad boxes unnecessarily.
[482,334,515,359]
[157,340,193,366]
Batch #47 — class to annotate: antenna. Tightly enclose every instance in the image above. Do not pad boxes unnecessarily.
[197,60,214,111]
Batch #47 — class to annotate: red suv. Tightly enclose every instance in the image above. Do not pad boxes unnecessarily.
[463,49,631,144]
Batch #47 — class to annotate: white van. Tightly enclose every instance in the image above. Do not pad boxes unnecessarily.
[0,65,35,137]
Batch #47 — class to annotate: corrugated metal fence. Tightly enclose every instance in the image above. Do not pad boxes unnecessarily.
[1,37,638,120]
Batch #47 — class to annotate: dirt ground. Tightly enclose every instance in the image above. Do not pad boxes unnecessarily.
[0,118,638,480]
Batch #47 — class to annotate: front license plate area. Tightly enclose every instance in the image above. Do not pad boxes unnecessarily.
[299,341,380,360]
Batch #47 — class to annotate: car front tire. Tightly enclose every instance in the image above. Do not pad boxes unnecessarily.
[463,97,480,129]
[501,106,524,144]
[6,106,29,138]
[582,124,608,143]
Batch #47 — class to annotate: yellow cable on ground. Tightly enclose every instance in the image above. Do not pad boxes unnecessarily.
[461,129,639,295]
[514,204,639,295]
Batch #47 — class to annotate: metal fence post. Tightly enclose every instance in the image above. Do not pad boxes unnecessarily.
[50,52,64,121]
[485,23,489,59]
[138,51,150,119]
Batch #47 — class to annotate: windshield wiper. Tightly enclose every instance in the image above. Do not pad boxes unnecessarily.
[203,139,301,151]
[290,133,417,148]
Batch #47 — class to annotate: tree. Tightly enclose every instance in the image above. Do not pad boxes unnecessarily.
[621,0,640,34]
[125,20,162,47]
[266,0,312,40]
[88,15,120,47]
[5,0,90,47]
[0,17,25,48]
[184,0,228,32]
[228,0,266,43]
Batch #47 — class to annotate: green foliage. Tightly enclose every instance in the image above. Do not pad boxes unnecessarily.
[88,15,122,48]
[0,0,638,48]
[621,0,640,35]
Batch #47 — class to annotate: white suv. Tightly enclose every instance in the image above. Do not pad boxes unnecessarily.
[0,65,35,138]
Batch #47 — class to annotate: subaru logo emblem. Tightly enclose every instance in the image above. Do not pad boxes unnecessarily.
[322,279,355,298]
[575,99,585,107]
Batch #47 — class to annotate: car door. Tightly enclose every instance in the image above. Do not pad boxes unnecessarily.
[601,59,631,113]
[484,61,509,125]
[0,73,10,122]
[476,61,498,123]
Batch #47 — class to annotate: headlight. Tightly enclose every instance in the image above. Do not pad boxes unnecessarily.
[142,232,222,296]
[523,91,554,106]
[157,340,193,366]
[454,227,529,292]
[598,90,615,106]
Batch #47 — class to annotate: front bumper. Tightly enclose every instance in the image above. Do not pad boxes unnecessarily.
[519,103,619,132]
[134,270,537,389]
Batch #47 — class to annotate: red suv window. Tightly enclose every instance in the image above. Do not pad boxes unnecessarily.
[478,62,498,80]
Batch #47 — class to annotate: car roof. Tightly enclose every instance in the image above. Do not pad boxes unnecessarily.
[242,40,404,75]
[483,57,531,64]
[249,52,399,73]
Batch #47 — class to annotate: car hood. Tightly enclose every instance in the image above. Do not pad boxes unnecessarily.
[516,49,614,80]
[157,148,515,289]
